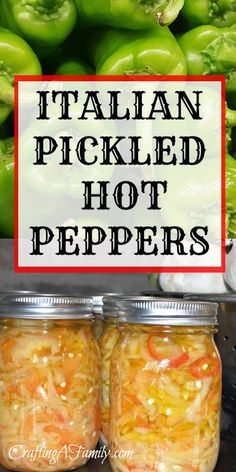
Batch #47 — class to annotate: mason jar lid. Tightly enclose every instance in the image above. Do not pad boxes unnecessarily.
[91,293,123,315]
[0,292,93,319]
[103,294,138,318]
[117,297,218,326]
[103,297,121,318]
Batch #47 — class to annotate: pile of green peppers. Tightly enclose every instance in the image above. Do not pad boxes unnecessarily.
[0,0,236,237]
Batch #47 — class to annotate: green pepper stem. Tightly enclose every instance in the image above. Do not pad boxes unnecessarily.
[42,0,58,6]
[215,0,236,13]
[203,35,236,74]
[29,0,61,13]
[156,0,184,25]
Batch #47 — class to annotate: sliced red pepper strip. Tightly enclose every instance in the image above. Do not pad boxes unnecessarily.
[190,355,220,379]
[147,335,189,368]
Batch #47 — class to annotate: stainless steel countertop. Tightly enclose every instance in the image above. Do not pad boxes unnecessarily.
[0,440,234,472]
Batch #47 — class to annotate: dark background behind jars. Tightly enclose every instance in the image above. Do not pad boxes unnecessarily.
[0,239,151,293]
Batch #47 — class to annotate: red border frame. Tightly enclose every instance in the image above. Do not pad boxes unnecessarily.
[14,75,226,273]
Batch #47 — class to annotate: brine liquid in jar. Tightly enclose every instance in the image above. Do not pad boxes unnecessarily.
[99,297,120,446]
[109,298,221,472]
[0,293,100,472]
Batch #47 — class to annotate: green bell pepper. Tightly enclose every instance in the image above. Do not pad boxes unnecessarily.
[83,26,187,75]
[55,58,93,75]
[226,153,236,237]
[0,27,42,126]
[75,0,184,28]
[0,104,11,127]
[0,0,77,53]
[226,105,236,149]
[182,0,236,28]
[22,114,115,199]
[231,125,236,158]
[0,137,14,237]
[178,25,236,93]
[227,106,236,128]
[148,101,236,239]
[225,110,236,238]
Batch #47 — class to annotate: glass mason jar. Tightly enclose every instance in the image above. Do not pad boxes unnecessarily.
[92,293,122,341]
[92,295,104,341]
[0,293,100,472]
[99,297,120,446]
[109,298,222,472]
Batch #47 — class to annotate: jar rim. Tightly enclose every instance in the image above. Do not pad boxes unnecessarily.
[116,296,218,326]
[91,293,123,314]
[103,294,138,318]
[0,291,93,320]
